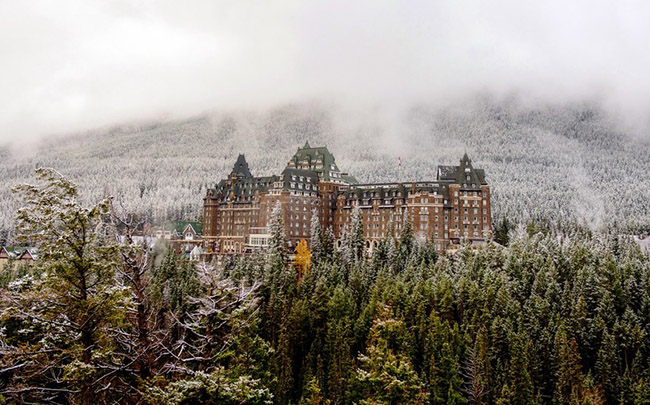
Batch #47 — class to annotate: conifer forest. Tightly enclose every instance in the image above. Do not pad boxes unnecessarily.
[1,165,649,404]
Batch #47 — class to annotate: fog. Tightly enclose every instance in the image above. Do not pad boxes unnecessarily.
[1,0,650,144]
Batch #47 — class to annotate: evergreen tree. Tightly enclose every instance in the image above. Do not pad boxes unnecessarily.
[266,201,295,297]
[2,168,126,403]
[350,305,426,404]
[270,201,288,264]
[494,217,511,246]
[321,226,335,261]
[310,210,322,264]
[350,207,365,265]
[554,331,587,404]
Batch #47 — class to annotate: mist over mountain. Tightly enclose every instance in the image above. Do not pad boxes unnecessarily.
[1,96,649,242]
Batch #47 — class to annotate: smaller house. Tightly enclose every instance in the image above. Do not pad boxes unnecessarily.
[154,221,203,259]
[0,247,37,270]
[0,247,11,270]
[17,249,36,262]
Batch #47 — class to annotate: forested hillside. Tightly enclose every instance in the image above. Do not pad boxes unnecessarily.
[1,97,649,243]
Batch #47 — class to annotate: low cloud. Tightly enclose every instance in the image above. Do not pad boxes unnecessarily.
[1,0,650,143]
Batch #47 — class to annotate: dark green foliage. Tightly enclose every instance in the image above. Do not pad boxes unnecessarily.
[3,174,650,404]
[493,216,511,246]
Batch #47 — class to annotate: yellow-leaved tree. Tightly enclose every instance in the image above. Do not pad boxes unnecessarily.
[294,238,311,282]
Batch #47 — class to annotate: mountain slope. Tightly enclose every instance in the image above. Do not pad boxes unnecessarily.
[1,98,649,241]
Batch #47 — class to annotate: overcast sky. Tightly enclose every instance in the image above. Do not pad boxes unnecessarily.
[1,0,649,143]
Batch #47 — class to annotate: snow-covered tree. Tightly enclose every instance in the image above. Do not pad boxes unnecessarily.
[310,209,322,264]
[2,168,127,403]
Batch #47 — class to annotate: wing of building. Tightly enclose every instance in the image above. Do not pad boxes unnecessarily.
[203,143,491,256]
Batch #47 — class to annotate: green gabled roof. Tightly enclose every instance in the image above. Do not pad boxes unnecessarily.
[166,221,203,235]
[287,142,356,184]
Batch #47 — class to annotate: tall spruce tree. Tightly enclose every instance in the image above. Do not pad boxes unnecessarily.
[310,209,322,265]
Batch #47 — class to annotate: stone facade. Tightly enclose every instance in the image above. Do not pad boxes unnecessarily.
[202,142,491,256]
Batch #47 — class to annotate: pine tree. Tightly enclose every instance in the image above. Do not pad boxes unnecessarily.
[321,226,335,261]
[3,168,127,403]
[494,217,511,246]
[300,377,329,405]
[270,201,288,264]
[554,331,586,404]
[507,332,534,404]
[310,210,322,264]
[341,208,365,269]
[397,218,415,269]
[350,305,426,404]
[350,207,365,265]
[595,327,618,401]
[266,201,295,296]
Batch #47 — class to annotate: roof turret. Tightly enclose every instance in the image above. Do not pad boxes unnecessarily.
[231,154,252,178]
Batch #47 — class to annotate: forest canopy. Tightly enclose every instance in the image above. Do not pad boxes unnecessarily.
[1,168,649,404]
